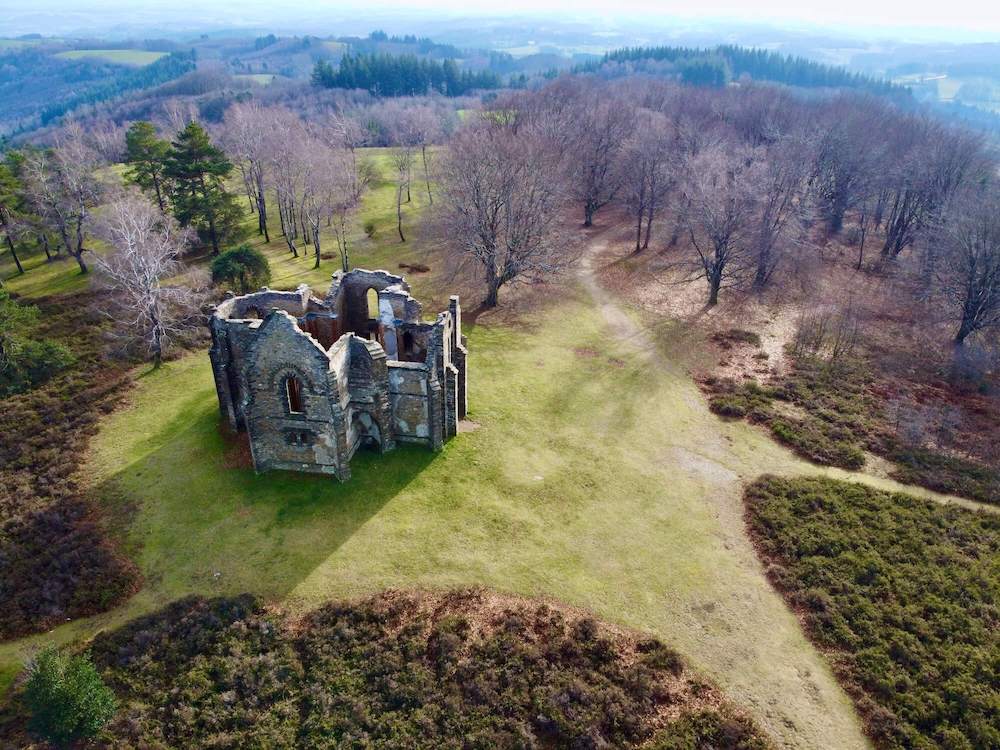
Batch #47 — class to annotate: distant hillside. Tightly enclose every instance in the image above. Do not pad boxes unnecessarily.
[579,44,908,98]
[0,47,195,135]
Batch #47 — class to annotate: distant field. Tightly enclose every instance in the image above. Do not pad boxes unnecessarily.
[323,40,347,54]
[54,49,166,66]
[233,73,276,85]
[0,39,42,50]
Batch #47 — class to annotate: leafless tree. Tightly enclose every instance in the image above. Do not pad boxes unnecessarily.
[937,185,1000,350]
[748,136,811,290]
[223,101,273,243]
[681,144,758,305]
[391,147,414,242]
[568,84,636,227]
[436,121,569,307]
[90,190,196,367]
[267,112,311,257]
[622,110,675,253]
[22,125,105,273]
[879,120,984,263]
[809,97,886,235]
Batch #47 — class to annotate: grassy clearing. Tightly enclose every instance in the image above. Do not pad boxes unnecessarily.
[54,49,166,66]
[1,282,874,749]
[746,475,999,750]
[1,251,90,299]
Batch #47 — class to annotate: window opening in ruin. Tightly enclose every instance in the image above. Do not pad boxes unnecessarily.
[285,429,313,446]
[366,288,379,320]
[402,330,415,356]
[246,306,263,320]
[285,376,304,414]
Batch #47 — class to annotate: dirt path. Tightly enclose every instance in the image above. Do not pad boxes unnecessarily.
[575,226,999,749]
[577,228,872,748]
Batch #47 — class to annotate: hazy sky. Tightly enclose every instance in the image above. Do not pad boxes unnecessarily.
[3,0,998,39]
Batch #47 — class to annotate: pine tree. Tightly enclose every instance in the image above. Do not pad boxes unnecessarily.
[124,121,170,212]
[165,122,243,255]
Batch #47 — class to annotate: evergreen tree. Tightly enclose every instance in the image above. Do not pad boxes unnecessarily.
[165,122,243,255]
[25,647,117,745]
[210,244,271,294]
[124,121,170,212]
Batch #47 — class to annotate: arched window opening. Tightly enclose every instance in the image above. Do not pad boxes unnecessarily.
[402,330,414,356]
[245,306,263,320]
[366,288,380,321]
[285,376,304,414]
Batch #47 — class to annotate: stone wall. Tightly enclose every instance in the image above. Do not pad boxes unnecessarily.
[208,270,468,481]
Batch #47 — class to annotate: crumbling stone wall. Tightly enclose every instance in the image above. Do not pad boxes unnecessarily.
[207,269,468,481]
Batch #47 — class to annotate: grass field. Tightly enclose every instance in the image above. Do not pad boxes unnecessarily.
[233,73,277,85]
[54,49,166,66]
[2,147,980,748]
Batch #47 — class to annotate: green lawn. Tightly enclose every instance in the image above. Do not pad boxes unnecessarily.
[1,250,89,298]
[54,49,166,66]
[0,291,879,748]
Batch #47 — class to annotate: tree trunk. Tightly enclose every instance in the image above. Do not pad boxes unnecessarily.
[73,217,88,273]
[40,233,52,261]
[5,233,23,274]
[153,175,165,213]
[397,185,406,243]
[256,170,269,244]
[707,267,721,306]
[312,222,321,269]
[484,267,500,308]
[151,313,163,369]
[642,199,654,250]
[583,203,595,228]
[422,145,433,205]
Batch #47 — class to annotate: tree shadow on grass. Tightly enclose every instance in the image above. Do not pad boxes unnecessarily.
[92,393,439,607]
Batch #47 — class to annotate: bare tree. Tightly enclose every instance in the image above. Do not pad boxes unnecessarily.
[681,145,758,305]
[268,112,310,257]
[302,146,343,270]
[937,186,1000,350]
[567,83,635,227]
[223,101,273,243]
[22,125,105,273]
[437,122,569,307]
[391,147,414,242]
[622,110,675,254]
[810,97,885,235]
[749,136,811,290]
[90,191,195,367]
[879,120,984,263]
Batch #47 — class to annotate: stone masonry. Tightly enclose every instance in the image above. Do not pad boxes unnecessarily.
[208,269,468,481]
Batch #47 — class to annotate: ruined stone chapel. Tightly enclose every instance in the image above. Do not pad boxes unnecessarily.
[208,269,468,481]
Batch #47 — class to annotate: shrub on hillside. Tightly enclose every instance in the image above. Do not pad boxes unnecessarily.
[25,647,117,745]
[0,289,75,397]
[87,591,773,749]
[0,293,140,639]
[745,475,1000,749]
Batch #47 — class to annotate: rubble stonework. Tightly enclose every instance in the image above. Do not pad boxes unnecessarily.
[208,269,468,481]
